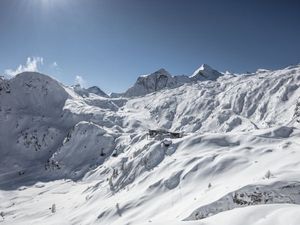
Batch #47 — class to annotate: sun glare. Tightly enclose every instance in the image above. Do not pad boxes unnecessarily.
[30,0,66,10]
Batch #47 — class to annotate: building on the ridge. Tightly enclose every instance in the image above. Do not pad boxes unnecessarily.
[148,129,183,139]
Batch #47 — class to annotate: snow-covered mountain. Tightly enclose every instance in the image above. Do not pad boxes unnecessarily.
[120,64,223,97]
[1,64,300,225]
[190,63,223,81]
[123,68,189,97]
[73,84,109,98]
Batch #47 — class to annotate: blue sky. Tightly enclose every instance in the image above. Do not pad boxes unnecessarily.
[0,0,300,93]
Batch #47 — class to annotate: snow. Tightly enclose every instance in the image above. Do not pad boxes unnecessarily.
[121,64,223,97]
[0,64,300,224]
[123,68,188,97]
[190,64,223,81]
[73,84,109,98]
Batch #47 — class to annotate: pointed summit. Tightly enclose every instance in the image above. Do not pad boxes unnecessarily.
[124,68,182,97]
[87,86,109,97]
[140,68,171,78]
[121,64,224,97]
[190,64,223,81]
[155,68,171,76]
[73,84,108,98]
[195,64,214,74]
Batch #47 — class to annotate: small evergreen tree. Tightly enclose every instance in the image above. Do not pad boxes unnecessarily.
[265,170,272,179]
[51,204,56,213]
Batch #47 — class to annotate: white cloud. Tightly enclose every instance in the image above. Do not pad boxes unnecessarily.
[52,61,58,67]
[75,75,86,87]
[5,57,44,77]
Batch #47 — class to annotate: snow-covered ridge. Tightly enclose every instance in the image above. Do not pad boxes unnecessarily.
[118,64,223,97]
[73,84,109,98]
[0,64,300,225]
[190,63,223,81]
[123,68,188,97]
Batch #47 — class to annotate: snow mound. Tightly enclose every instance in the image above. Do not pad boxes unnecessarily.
[1,72,68,115]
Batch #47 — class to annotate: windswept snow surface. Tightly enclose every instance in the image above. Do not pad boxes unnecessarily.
[0,64,300,225]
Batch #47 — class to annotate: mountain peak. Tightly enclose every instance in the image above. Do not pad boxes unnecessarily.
[87,86,109,97]
[73,84,108,98]
[140,68,171,78]
[199,63,214,71]
[155,68,170,75]
[124,68,175,97]
[191,64,223,81]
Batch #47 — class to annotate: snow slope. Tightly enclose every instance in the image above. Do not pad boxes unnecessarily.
[0,64,300,225]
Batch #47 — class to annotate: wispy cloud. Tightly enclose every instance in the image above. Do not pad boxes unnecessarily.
[75,75,86,87]
[5,57,44,77]
[52,61,58,67]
